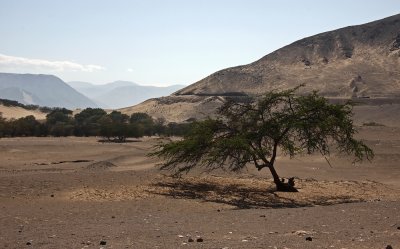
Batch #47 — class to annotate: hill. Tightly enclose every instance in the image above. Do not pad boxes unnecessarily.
[122,14,400,126]
[0,73,97,109]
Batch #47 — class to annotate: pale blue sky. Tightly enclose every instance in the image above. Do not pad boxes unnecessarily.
[0,0,399,86]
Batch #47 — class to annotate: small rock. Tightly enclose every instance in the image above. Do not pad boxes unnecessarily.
[241,239,248,242]
[111,216,115,219]
[178,235,184,238]
[293,230,313,236]
[217,209,221,212]
[260,215,266,217]
[50,194,54,197]
[188,238,194,242]
[100,240,107,245]
[305,237,313,241]
[386,245,393,249]
[397,226,400,230]
[26,242,32,246]
[196,238,203,242]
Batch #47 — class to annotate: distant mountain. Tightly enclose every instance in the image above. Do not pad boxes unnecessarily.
[68,81,184,109]
[122,13,400,127]
[0,73,97,109]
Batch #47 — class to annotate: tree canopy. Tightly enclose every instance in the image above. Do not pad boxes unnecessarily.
[150,86,374,192]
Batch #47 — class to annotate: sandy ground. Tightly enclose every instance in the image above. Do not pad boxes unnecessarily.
[0,126,400,248]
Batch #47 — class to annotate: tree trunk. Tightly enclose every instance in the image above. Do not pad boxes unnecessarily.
[268,164,298,192]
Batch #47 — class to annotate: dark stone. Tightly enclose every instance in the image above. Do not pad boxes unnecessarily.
[26,242,31,245]
[260,215,266,217]
[100,240,107,245]
[50,194,54,197]
[111,216,115,219]
[386,245,393,249]
[305,237,313,241]
[217,209,220,212]
[196,238,204,242]
[188,238,194,242]
[301,59,311,66]
[397,226,400,230]
[391,34,400,50]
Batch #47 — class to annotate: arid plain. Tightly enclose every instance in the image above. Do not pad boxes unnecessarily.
[1,125,399,249]
[1,13,400,249]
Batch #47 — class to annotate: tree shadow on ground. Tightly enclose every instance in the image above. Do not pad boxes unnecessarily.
[149,177,364,209]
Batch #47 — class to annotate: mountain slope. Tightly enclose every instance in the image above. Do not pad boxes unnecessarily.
[0,73,97,109]
[122,13,400,126]
[176,13,400,98]
[68,81,184,109]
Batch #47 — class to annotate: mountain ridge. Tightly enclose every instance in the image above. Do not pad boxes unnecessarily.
[0,73,97,109]
[175,13,400,98]
[121,13,400,126]
[68,81,185,109]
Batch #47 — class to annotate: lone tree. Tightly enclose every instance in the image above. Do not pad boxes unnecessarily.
[150,86,374,192]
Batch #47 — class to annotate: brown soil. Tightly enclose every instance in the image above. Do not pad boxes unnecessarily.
[1,127,400,248]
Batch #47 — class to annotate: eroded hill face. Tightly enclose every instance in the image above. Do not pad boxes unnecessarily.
[176,14,400,98]
[122,14,400,125]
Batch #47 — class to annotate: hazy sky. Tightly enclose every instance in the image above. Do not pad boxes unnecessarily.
[0,0,399,86]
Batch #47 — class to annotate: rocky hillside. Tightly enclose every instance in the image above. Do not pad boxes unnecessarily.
[121,14,400,125]
[177,14,400,98]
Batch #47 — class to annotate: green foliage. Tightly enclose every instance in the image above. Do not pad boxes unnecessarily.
[0,107,194,140]
[74,108,107,136]
[150,86,374,185]
[109,111,129,124]
[5,115,42,136]
[45,108,74,136]
[99,111,143,142]
[0,112,5,137]
[46,108,73,125]
[130,112,154,136]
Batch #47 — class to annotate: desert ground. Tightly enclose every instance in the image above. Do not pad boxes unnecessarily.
[0,126,400,249]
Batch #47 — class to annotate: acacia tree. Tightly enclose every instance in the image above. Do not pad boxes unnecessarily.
[150,86,374,192]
